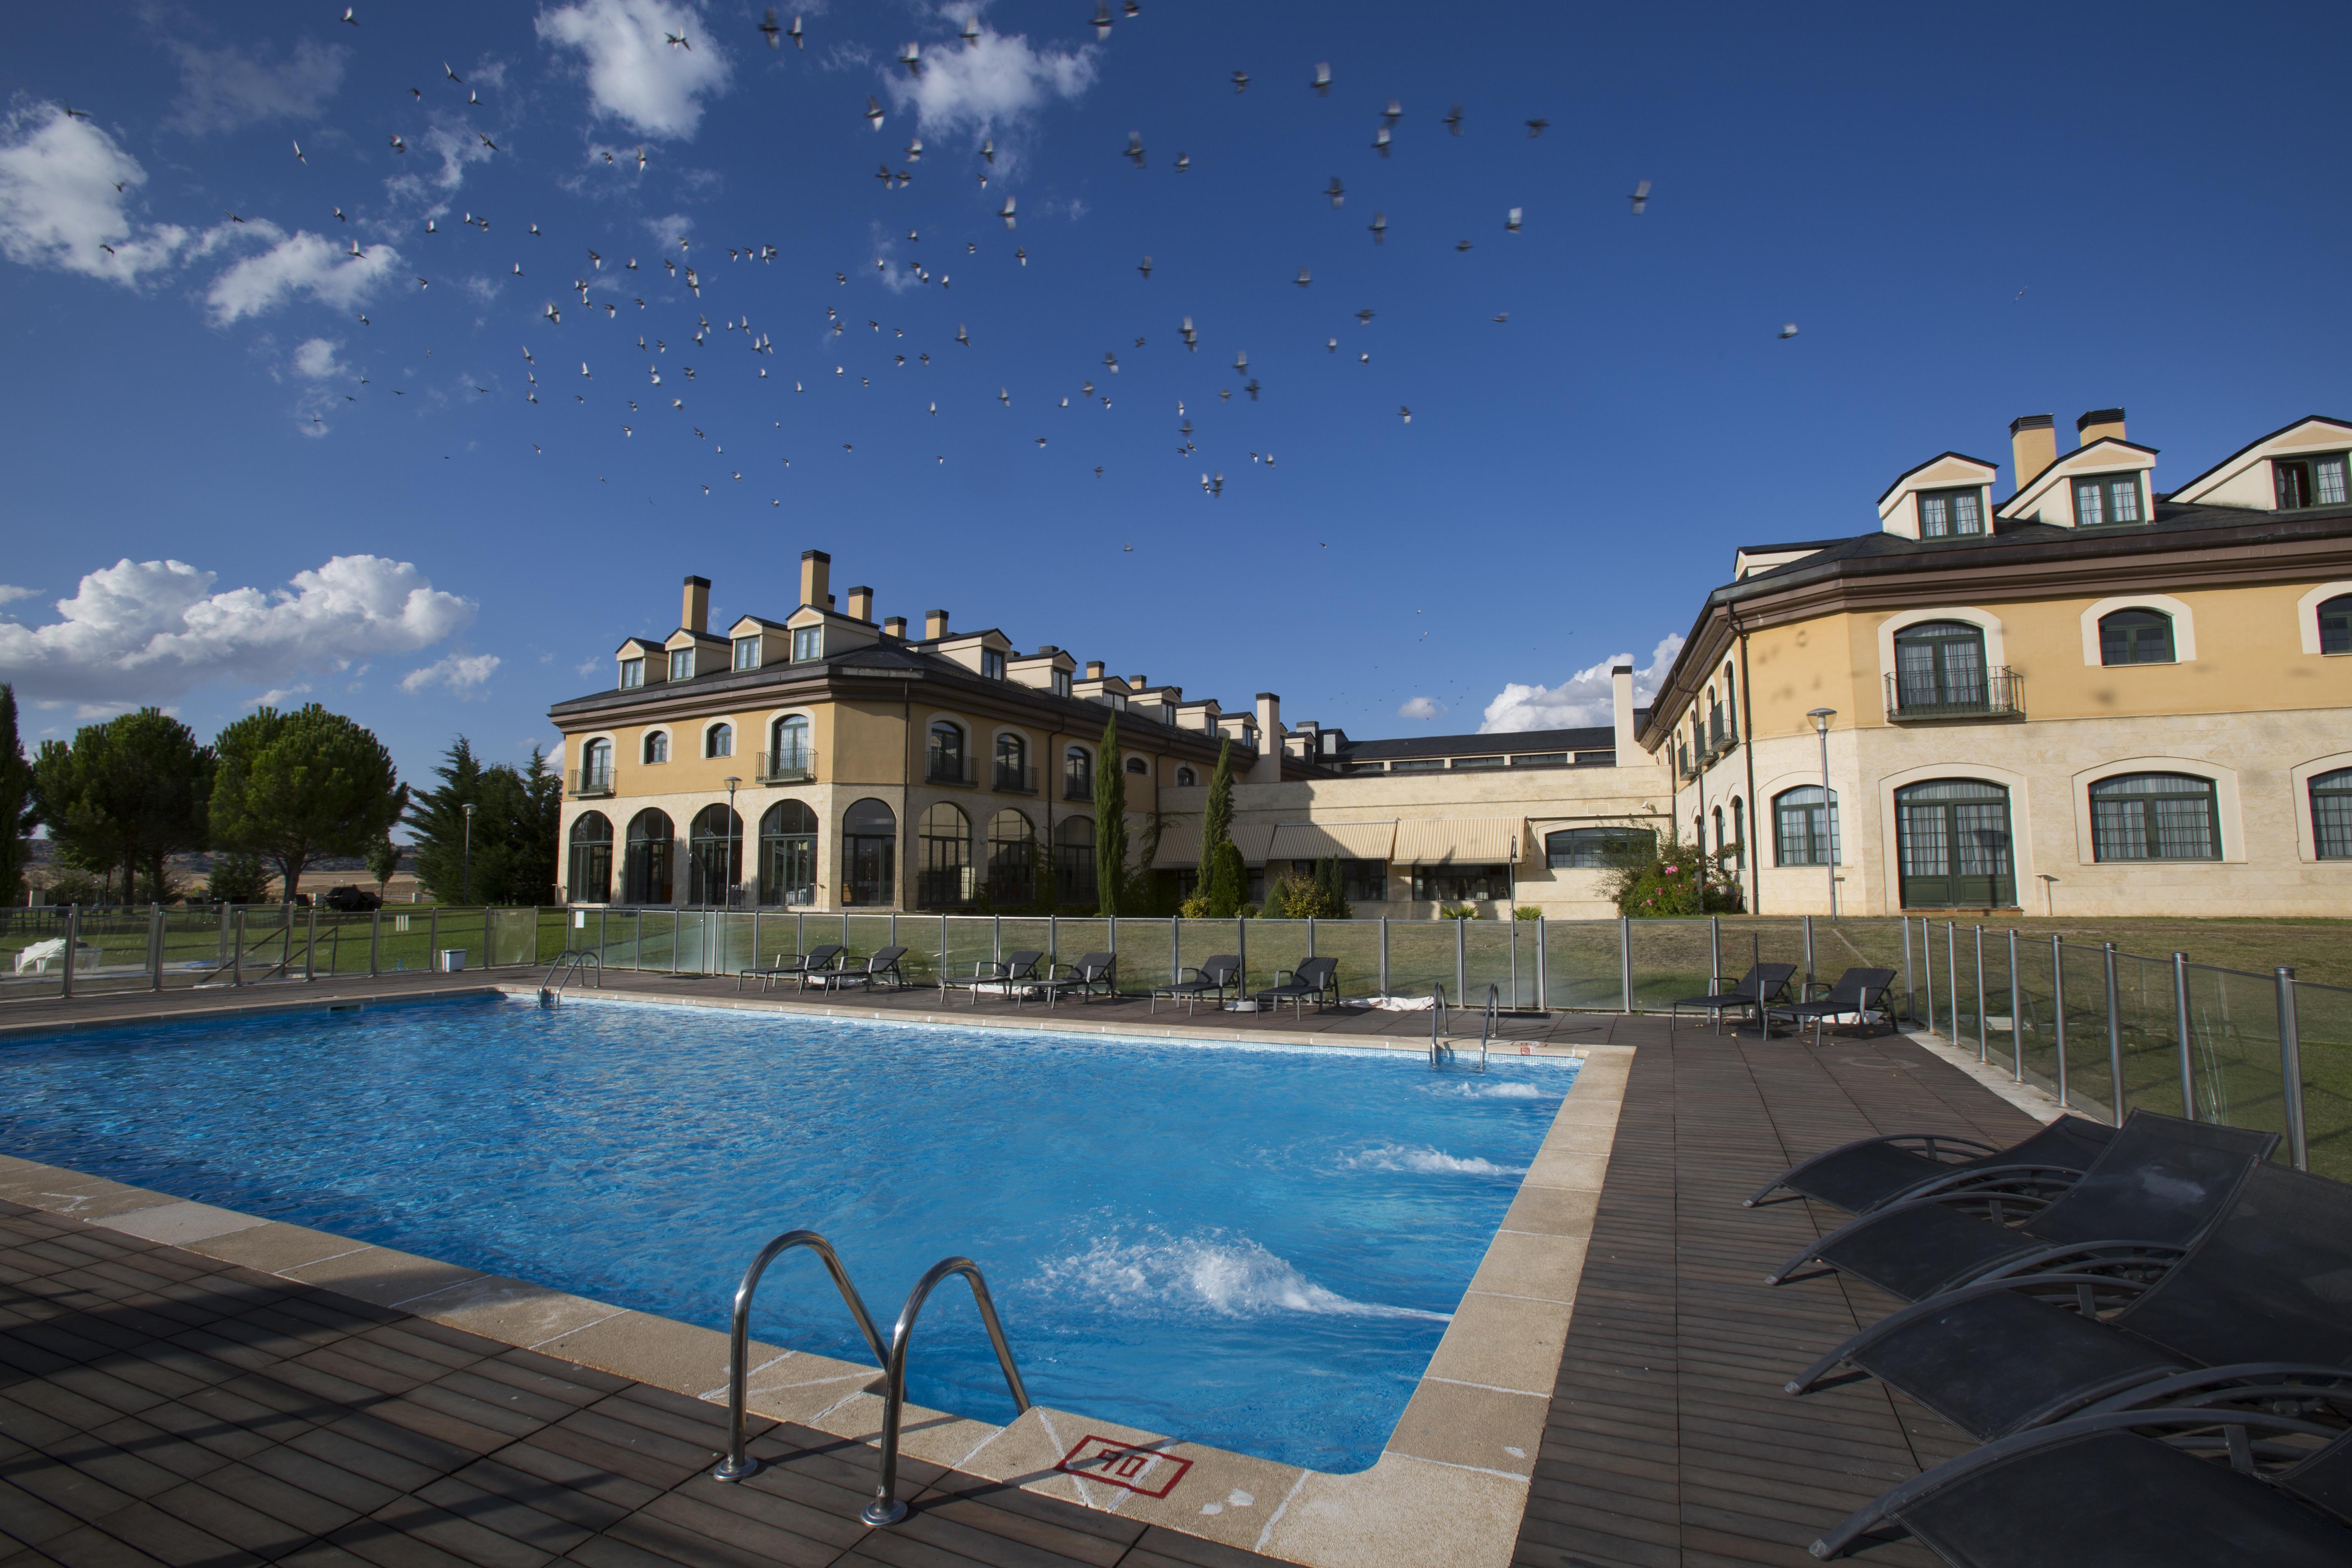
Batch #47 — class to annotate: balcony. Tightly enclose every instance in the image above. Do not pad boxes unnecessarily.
[926,756,977,786]
[1063,774,1094,802]
[570,767,615,798]
[757,748,817,785]
[992,762,1037,794]
[1885,668,2026,723]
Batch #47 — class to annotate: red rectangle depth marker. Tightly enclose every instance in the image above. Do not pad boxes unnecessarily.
[1055,1434,1193,1498]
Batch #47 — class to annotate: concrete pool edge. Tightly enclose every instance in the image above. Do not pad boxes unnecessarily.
[0,1030,1632,1568]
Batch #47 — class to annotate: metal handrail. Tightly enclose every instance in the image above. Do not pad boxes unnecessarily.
[1430,983,1448,1065]
[537,949,601,1004]
[712,1231,890,1484]
[1477,983,1497,1072]
[862,1256,1031,1525]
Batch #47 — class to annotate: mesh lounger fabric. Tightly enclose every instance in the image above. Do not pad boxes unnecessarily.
[1785,1117,2115,1216]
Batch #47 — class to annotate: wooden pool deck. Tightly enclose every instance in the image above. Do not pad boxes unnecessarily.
[0,974,2047,1567]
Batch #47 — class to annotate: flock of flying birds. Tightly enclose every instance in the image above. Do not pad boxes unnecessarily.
[281,5,1766,505]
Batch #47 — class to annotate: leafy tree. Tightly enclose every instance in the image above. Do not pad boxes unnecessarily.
[210,705,405,899]
[205,851,273,905]
[409,739,562,904]
[0,685,34,906]
[366,838,402,896]
[1092,713,1127,918]
[32,710,211,903]
[30,739,127,899]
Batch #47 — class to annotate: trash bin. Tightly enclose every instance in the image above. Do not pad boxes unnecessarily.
[436,949,466,973]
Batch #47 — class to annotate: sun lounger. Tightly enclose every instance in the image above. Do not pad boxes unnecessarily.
[1768,966,1899,1045]
[1036,952,1116,1007]
[1151,955,1240,1015]
[736,943,845,992]
[812,946,909,993]
[1745,1113,2118,1216]
[1255,956,1340,1019]
[938,950,1044,1007]
[1667,963,1796,1033]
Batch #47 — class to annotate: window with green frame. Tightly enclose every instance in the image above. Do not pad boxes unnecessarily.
[2274,453,2348,510]
[1546,827,1654,869]
[2072,473,2144,526]
[1773,786,1838,866]
[2090,773,2220,861]
[2319,594,2352,656]
[2099,608,2175,666]
[2310,769,2352,860]
[1893,620,1988,707]
[1916,486,1986,538]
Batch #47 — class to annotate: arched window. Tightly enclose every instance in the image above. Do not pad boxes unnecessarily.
[767,715,811,780]
[1063,745,1093,801]
[1773,786,1838,867]
[2099,609,2175,666]
[1176,766,1196,786]
[1545,827,1652,869]
[1730,799,1746,871]
[687,804,743,904]
[2312,768,2352,860]
[1055,816,1095,904]
[986,809,1035,904]
[1893,620,1989,711]
[1125,755,1148,775]
[704,722,734,759]
[623,809,673,904]
[992,732,1029,791]
[567,812,613,903]
[842,799,897,906]
[2090,773,2220,862]
[643,730,669,765]
[580,738,614,790]
[927,720,967,783]
[917,802,972,908]
[758,800,817,906]
[2319,595,2352,656]
[1896,779,2014,907]
[1712,806,1725,857]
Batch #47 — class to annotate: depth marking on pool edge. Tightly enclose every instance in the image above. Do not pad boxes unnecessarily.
[1055,1435,1193,1498]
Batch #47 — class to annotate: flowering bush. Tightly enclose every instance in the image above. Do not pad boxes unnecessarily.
[1599,827,1745,916]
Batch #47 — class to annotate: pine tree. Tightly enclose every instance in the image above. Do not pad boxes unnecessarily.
[1093,712,1126,917]
[0,686,34,906]
[211,705,405,897]
[408,738,484,902]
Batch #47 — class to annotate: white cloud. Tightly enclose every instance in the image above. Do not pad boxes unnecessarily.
[205,229,403,324]
[0,585,35,607]
[0,555,474,706]
[389,114,496,198]
[1478,634,1685,734]
[244,683,312,708]
[884,23,1095,151]
[400,652,501,695]
[0,104,189,283]
[166,38,351,134]
[291,337,344,378]
[641,210,692,246]
[1397,696,1445,720]
[537,0,733,140]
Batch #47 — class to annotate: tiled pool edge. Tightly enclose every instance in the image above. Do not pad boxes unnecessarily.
[0,1038,1631,1568]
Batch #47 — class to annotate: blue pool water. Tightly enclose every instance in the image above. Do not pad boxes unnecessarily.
[0,996,1575,1470]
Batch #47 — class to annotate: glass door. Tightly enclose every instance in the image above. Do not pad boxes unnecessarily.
[1897,779,2015,907]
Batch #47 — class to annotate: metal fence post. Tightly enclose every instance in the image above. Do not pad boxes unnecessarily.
[305,905,318,982]
[1802,914,1815,992]
[2008,930,2023,1083]
[281,906,295,979]
[1921,918,1934,1035]
[149,904,165,993]
[993,914,1002,966]
[1946,921,1959,1042]
[233,906,245,987]
[2173,952,2194,1121]
[1536,918,1547,1011]
[1455,916,1466,1000]
[1903,916,1915,1023]
[1619,916,1633,1013]
[1237,916,1248,999]
[942,913,951,981]
[428,906,438,970]
[1973,925,1987,1063]
[2276,967,2308,1171]
[1709,915,1721,992]
[1306,916,1315,960]
[2052,936,2069,1109]
[61,906,78,999]
[1169,914,1179,984]
[1379,916,1390,997]
[1048,914,1058,967]
[2103,942,2125,1127]
[370,908,381,977]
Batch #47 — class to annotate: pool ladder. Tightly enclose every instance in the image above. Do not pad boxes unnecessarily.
[1428,984,1496,1072]
[711,1230,1030,1527]
[537,949,601,1006]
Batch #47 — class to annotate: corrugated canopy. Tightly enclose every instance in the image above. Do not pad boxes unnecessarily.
[1150,818,1278,868]
[1393,817,1524,864]
[1267,821,1398,861]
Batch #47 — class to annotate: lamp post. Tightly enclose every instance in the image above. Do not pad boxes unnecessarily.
[723,777,741,909]
[1806,707,1836,919]
[461,802,476,905]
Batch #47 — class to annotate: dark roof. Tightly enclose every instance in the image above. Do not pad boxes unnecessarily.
[1873,450,2001,507]
[2163,414,2352,499]
[1337,721,1640,761]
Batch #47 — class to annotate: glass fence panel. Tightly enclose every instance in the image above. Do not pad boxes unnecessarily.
[1460,923,1519,1008]
[1304,918,1381,1002]
[1053,919,1111,972]
[843,915,897,974]
[488,909,539,969]
[2183,964,2288,1153]
[1806,918,1914,1022]
[995,918,1052,974]
[1543,921,1622,1011]
[2110,949,2188,1120]
[2293,982,2351,1184]
[1244,920,1306,999]
[1172,920,1244,995]
[1628,919,1713,1012]
[944,916,997,982]
[1112,919,1176,995]
[313,912,367,976]
[2010,936,2060,1098]
[1383,921,1458,1002]
[2058,941,2118,1122]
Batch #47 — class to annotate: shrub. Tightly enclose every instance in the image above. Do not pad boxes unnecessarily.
[39,870,107,906]
[1513,905,1543,921]
[205,851,274,905]
[1599,826,1744,916]
[1438,903,1484,920]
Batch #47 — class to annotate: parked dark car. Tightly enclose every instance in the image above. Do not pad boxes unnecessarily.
[322,886,382,911]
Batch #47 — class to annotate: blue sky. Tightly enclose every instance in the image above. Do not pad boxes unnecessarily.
[4,0,2348,798]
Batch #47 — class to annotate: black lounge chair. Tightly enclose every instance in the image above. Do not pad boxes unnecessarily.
[1813,1418,2352,1564]
[1764,1110,2276,1301]
[813,945,909,993]
[938,950,1044,1007]
[1787,1156,2352,1445]
[1769,966,1899,1045]
[1037,952,1116,1007]
[737,942,846,992]
[1151,955,1240,1014]
[1256,956,1340,1019]
[1668,963,1796,1034]
[1745,1114,2119,1216]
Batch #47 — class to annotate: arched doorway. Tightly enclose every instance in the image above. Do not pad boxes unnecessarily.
[687,804,743,906]
[623,809,674,904]
[1055,816,1095,905]
[917,802,972,908]
[567,812,612,903]
[758,800,817,905]
[986,809,1035,905]
[842,799,897,906]
[1896,779,2015,907]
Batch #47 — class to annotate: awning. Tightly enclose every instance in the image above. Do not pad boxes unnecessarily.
[1148,818,1278,868]
[1393,816,1524,865]
[1267,820,1398,861]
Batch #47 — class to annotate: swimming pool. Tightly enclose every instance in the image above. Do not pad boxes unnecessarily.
[0,995,1577,1470]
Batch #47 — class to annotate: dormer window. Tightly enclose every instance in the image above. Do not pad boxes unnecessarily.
[1916,487,1985,538]
[2073,474,2143,526]
[1052,669,1072,698]
[669,648,695,681]
[1100,692,1127,711]
[2274,453,2348,510]
[733,637,760,672]
[792,626,821,662]
[618,657,644,690]
[982,649,1006,680]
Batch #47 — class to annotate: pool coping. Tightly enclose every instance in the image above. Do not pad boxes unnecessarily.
[0,991,1632,1568]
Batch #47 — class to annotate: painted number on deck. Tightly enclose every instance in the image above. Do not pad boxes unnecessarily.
[1056,1435,1192,1498]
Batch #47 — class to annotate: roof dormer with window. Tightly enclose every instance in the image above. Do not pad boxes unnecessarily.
[930,629,1016,678]
[1007,645,1078,694]
[781,604,881,664]
[2164,415,2352,513]
[615,636,665,690]
[725,615,791,672]
[660,627,728,681]
[1997,409,2158,529]
[1876,452,2001,540]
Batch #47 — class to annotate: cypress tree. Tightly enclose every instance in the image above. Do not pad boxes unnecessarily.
[1198,738,1234,903]
[0,687,33,907]
[1093,712,1126,916]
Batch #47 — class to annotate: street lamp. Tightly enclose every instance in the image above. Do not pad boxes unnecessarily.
[1806,708,1836,919]
[723,777,741,909]
[461,802,476,906]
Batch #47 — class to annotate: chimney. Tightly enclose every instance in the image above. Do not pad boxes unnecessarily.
[924,608,949,640]
[1611,664,1636,762]
[883,615,907,638]
[1249,692,1283,784]
[1127,674,1146,690]
[1085,660,1105,679]
[799,550,831,611]
[2075,407,2126,447]
[846,585,874,622]
[681,574,710,635]
[2010,414,2057,491]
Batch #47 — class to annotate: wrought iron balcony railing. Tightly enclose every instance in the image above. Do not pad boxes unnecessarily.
[571,767,615,798]
[757,748,817,785]
[1885,667,2026,722]
[992,762,1037,793]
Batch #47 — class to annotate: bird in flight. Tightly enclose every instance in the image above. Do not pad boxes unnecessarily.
[1231,69,1249,92]
[1443,105,1463,135]
[1093,3,1113,39]
[760,9,782,47]
[1138,255,1152,279]
[1312,63,1331,95]
[789,16,804,48]
[1778,323,1799,339]
[1294,267,1311,287]
[1372,126,1391,157]
[1506,206,1522,233]
[1526,118,1550,137]
[997,195,1016,229]
[342,6,357,22]
[292,140,305,163]
[389,133,406,153]
[1627,179,1651,214]
[962,15,980,45]
[1173,151,1190,172]
[1325,176,1345,208]
[1399,406,1412,423]
[1492,313,1509,323]
[866,96,885,129]
[665,31,690,49]
[1369,212,1387,244]
[1382,98,1403,127]
[544,302,561,323]
[1126,131,1146,167]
